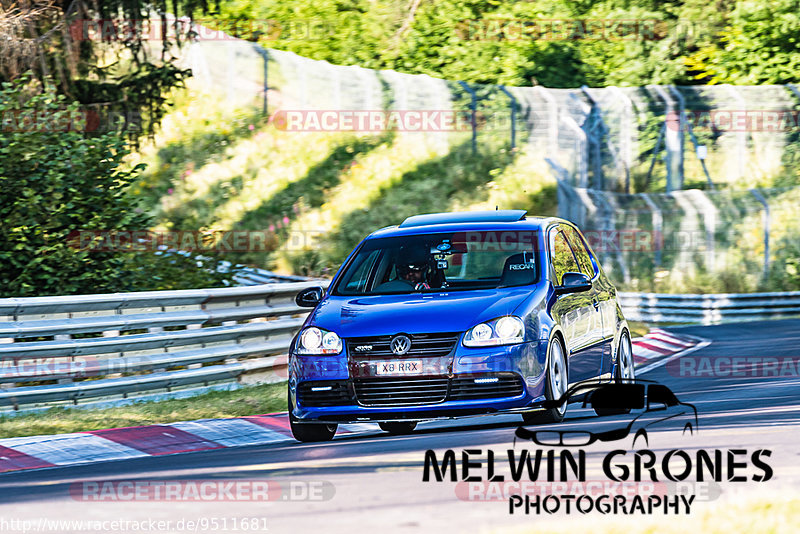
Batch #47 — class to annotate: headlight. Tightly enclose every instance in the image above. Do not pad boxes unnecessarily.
[463,316,524,347]
[296,327,342,355]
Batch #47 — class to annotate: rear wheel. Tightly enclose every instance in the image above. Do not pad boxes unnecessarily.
[288,386,337,442]
[379,422,417,435]
[522,336,568,424]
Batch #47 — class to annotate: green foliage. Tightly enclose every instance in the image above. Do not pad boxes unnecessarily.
[685,0,800,84]
[0,78,235,297]
[208,0,741,88]
[0,0,212,140]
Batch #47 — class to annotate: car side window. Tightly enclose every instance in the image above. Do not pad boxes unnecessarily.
[551,229,580,285]
[562,226,596,278]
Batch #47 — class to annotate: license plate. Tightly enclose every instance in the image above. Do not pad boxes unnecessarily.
[375,360,424,376]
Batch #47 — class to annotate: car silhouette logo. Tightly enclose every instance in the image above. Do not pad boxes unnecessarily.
[390,335,411,355]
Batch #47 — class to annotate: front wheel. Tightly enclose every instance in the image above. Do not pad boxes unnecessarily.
[616,330,635,382]
[522,336,568,424]
[594,331,635,417]
[379,422,417,435]
[288,386,337,442]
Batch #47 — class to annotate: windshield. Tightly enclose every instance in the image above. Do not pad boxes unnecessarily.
[333,230,540,295]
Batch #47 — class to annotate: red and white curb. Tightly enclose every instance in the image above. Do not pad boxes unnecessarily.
[0,330,700,475]
[631,329,698,365]
[0,415,378,474]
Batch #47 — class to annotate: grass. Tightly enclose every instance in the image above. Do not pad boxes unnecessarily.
[0,383,287,439]
[131,84,557,277]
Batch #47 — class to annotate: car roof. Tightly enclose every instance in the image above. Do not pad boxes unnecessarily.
[367,212,565,239]
[400,210,527,227]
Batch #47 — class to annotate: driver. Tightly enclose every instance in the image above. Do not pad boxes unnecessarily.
[397,248,431,291]
[375,246,431,291]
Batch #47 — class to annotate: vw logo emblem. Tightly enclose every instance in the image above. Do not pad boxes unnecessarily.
[390,335,411,356]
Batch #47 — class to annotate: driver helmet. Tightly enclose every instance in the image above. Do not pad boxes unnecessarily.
[396,246,430,279]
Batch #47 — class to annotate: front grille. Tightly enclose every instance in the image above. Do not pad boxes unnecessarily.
[297,381,352,407]
[354,376,449,406]
[346,332,459,359]
[450,373,524,400]
[353,373,524,406]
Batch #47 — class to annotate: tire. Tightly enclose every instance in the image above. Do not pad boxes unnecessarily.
[522,336,568,424]
[616,330,635,382]
[288,386,337,442]
[594,331,635,417]
[379,422,417,435]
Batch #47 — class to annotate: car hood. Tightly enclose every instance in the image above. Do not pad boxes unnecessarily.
[306,289,535,338]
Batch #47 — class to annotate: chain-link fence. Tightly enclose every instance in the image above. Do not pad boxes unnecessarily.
[180,33,520,155]
[181,32,800,192]
[559,182,800,292]
[511,84,800,194]
[177,29,800,292]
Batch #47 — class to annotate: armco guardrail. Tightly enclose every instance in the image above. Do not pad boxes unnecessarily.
[2,276,797,413]
[0,281,329,413]
[618,291,800,325]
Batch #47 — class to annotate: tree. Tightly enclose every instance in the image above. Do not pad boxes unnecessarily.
[684,0,800,84]
[0,76,233,296]
[0,0,211,140]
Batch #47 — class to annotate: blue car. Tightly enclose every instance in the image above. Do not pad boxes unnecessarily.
[287,210,634,442]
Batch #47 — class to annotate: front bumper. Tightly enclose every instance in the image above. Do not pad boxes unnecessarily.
[290,340,548,423]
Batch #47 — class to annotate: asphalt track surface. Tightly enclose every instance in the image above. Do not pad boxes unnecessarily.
[1,319,799,533]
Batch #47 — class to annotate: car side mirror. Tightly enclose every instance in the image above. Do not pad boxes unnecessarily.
[296,286,325,308]
[555,272,592,295]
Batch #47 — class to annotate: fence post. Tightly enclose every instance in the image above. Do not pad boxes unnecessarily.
[641,193,663,268]
[263,48,269,115]
[725,85,748,182]
[561,115,589,188]
[579,86,605,190]
[535,87,559,156]
[498,85,517,150]
[651,85,683,192]
[458,81,478,154]
[749,188,771,279]
[609,86,634,193]
[252,45,270,115]
[226,42,235,104]
[680,105,715,189]
[668,86,686,190]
